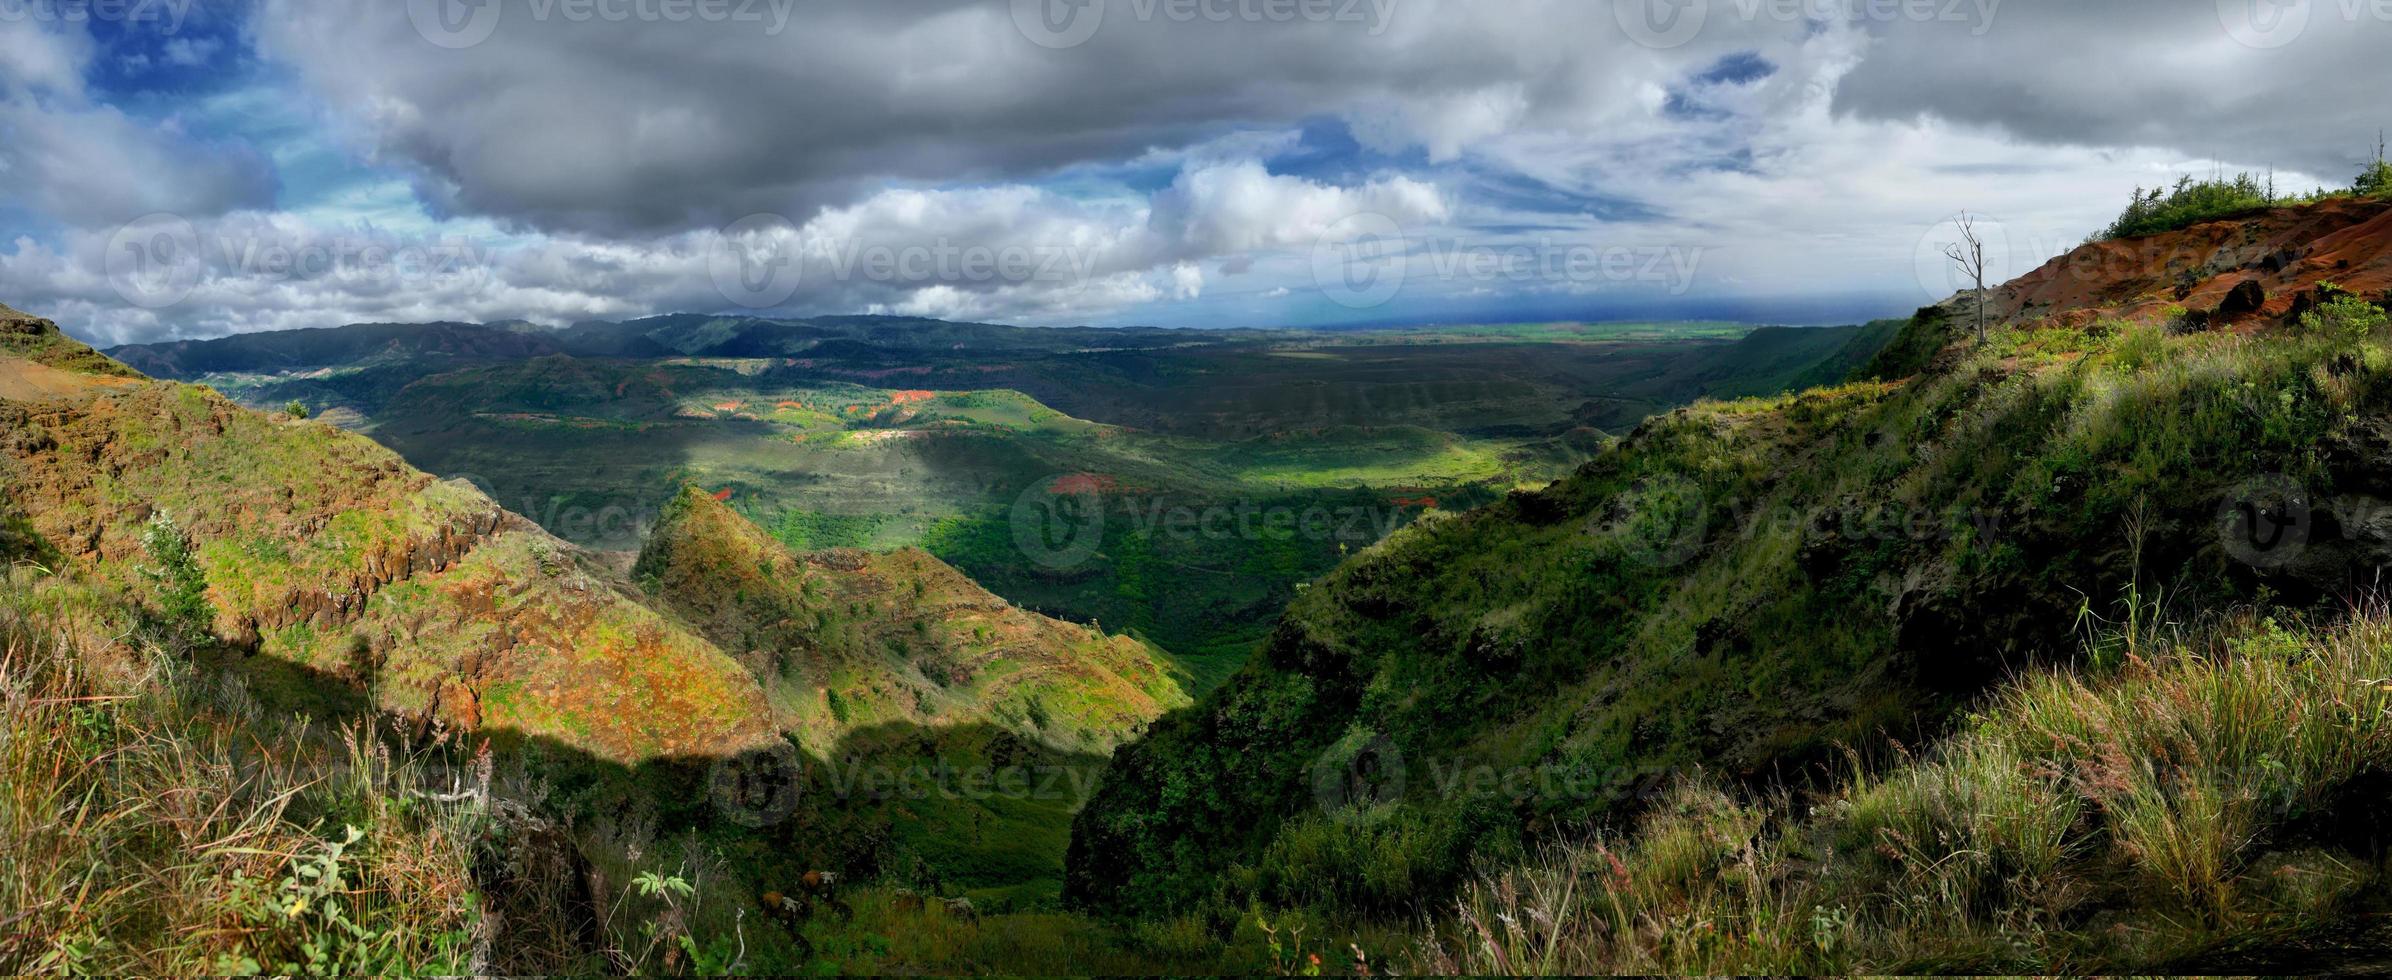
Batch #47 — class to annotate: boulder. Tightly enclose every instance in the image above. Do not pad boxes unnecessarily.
[2216,278,2268,320]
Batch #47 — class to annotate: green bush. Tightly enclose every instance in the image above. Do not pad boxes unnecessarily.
[2297,295,2391,348]
[2097,174,2271,241]
[2355,159,2392,198]
[1252,805,1501,914]
[138,512,213,647]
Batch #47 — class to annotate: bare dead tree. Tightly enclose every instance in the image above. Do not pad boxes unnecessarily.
[1944,212,1989,345]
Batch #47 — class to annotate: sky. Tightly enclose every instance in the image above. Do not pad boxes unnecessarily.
[2,0,2389,345]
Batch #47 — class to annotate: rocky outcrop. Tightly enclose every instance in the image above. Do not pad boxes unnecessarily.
[1979,197,2392,329]
[2218,278,2269,320]
[239,504,514,638]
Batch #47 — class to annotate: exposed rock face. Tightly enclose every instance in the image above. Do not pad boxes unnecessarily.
[243,505,513,636]
[2218,278,2269,320]
[1978,197,2392,329]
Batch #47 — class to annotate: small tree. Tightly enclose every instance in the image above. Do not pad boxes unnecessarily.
[1944,212,1991,345]
[284,400,310,420]
[140,512,213,648]
[2357,130,2392,199]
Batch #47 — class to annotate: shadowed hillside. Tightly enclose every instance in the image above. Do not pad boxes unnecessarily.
[1067,198,2392,943]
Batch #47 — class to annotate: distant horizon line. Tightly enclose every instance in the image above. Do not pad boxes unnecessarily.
[87,292,1931,350]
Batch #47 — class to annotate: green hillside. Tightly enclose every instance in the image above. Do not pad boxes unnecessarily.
[1067,288,2392,932]
[0,303,1192,961]
[118,317,1881,682]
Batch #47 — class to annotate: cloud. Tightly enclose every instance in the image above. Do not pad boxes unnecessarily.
[1170,262,1204,300]
[1834,0,2392,180]
[0,18,91,98]
[0,19,277,230]
[3,160,1452,343]
[0,101,280,227]
[1149,161,1450,253]
[13,1,2392,341]
[249,0,1795,236]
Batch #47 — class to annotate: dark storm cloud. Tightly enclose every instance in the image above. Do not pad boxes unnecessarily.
[18,0,2392,344]
[1835,0,2392,180]
[254,0,1800,237]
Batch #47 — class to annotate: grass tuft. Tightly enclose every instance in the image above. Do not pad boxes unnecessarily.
[0,569,490,975]
[1409,606,2392,974]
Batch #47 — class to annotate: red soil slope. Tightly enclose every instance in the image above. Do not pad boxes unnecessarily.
[1983,197,2392,329]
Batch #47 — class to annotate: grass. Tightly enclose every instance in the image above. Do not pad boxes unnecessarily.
[0,570,487,974]
[1,304,145,380]
[1066,288,2392,923]
[1408,606,2392,974]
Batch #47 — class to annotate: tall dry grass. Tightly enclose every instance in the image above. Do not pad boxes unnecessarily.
[1409,607,2392,975]
[0,569,489,974]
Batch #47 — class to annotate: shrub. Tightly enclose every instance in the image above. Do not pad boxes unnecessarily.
[2356,159,2392,199]
[2096,174,2271,241]
[138,512,213,648]
[2296,295,2391,349]
[284,399,311,419]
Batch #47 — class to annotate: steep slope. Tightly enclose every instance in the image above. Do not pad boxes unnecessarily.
[1409,609,2392,974]
[634,485,1186,756]
[1067,199,2392,918]
[6,301,1203,909]
[2,302,145,399]
[1,304,777,763]
[1986,196,2392,328]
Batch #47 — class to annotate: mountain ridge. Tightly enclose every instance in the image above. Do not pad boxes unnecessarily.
[1066,196,2392,920]
[1,304,1182,775]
